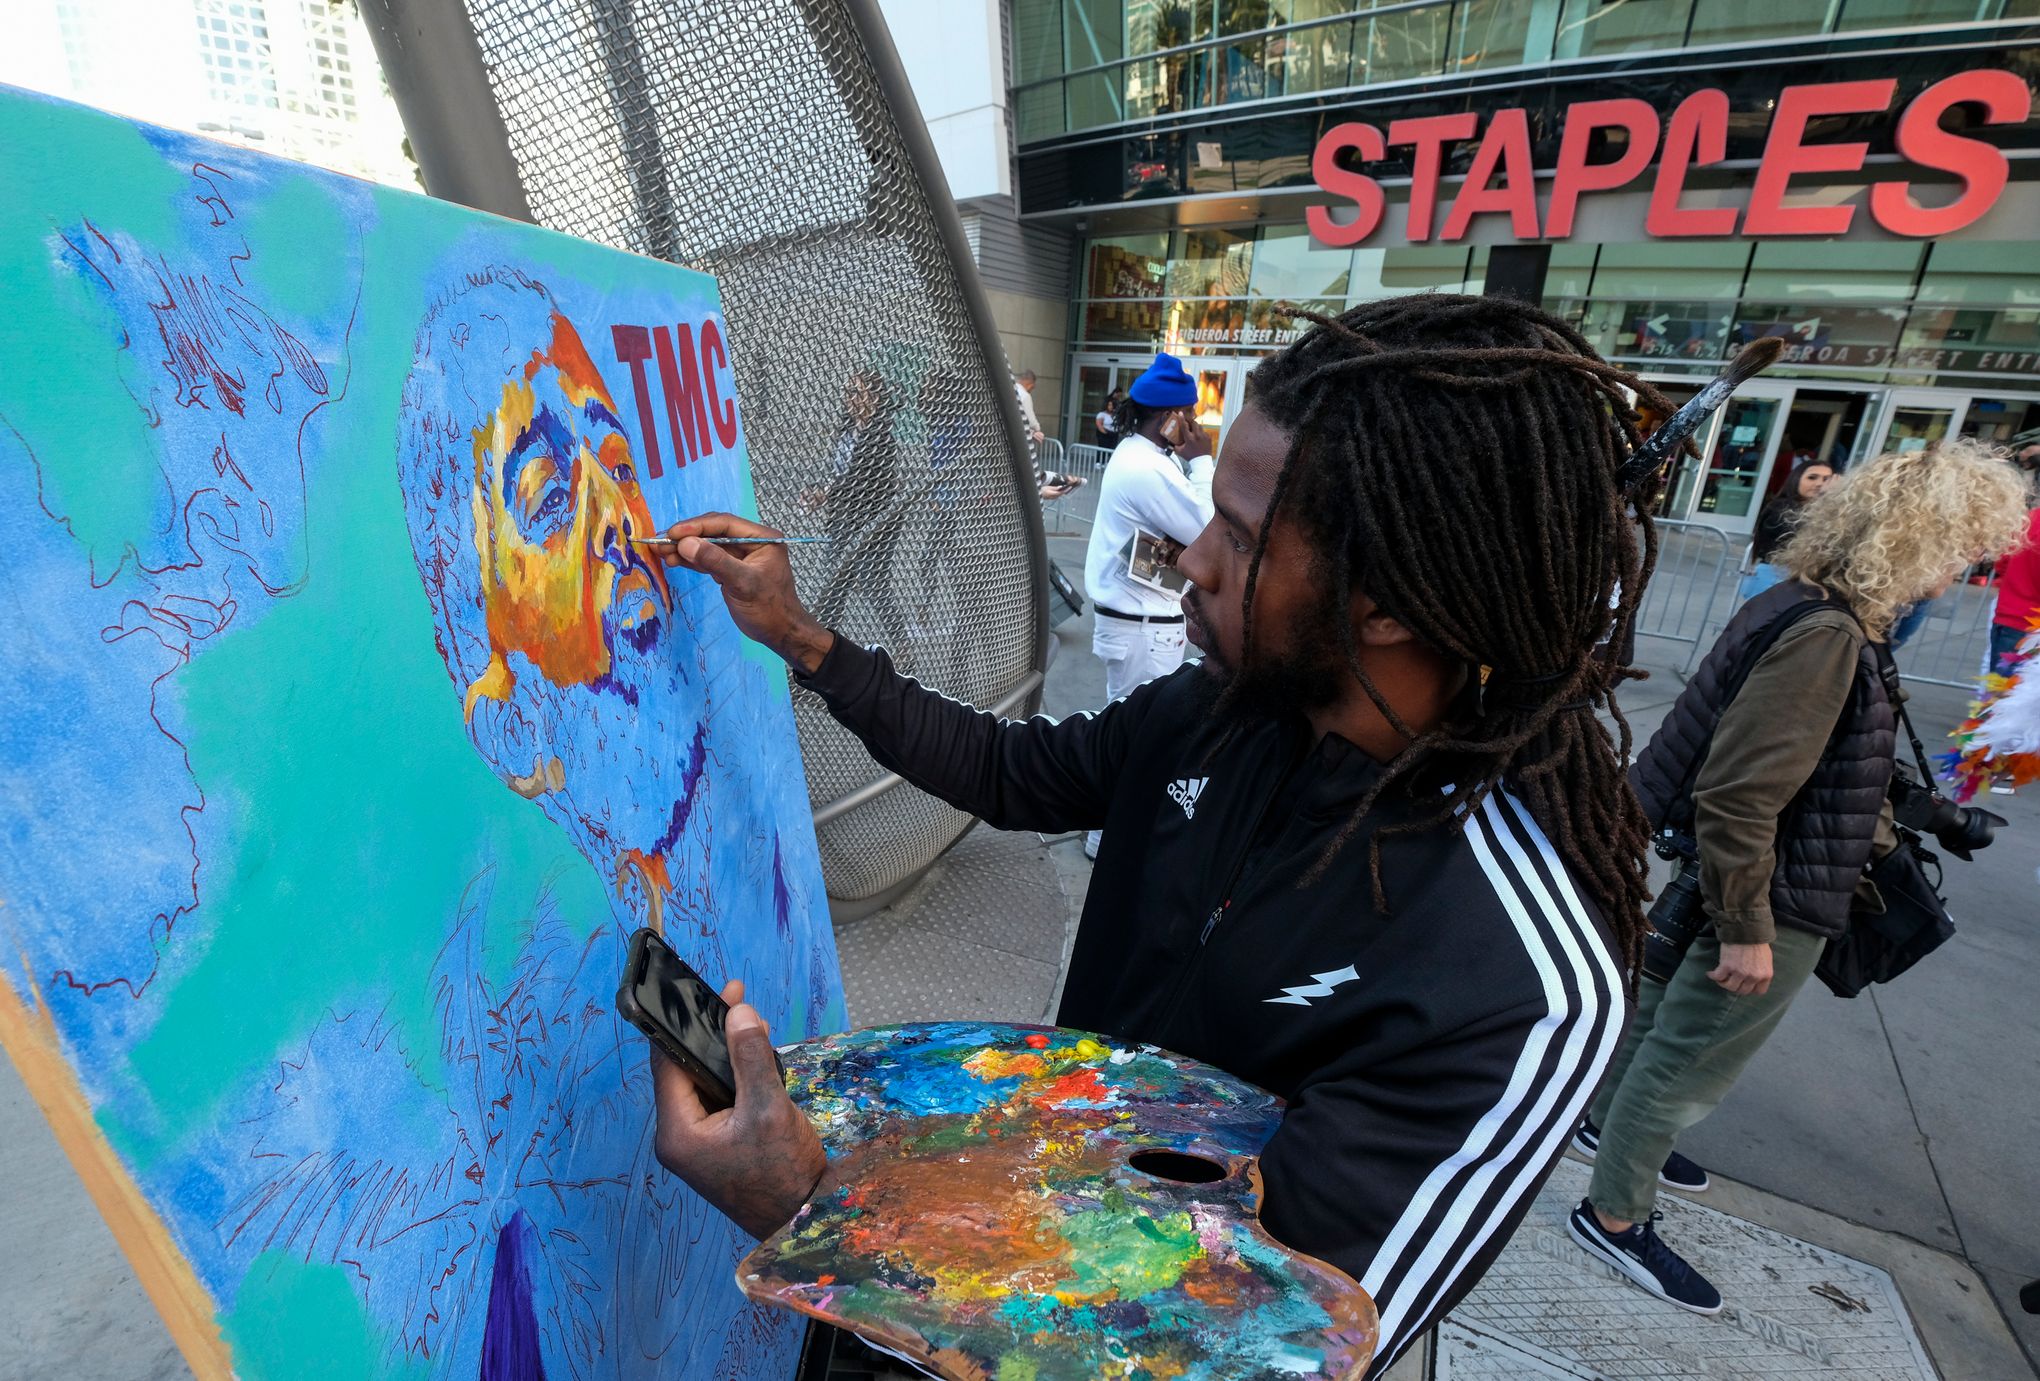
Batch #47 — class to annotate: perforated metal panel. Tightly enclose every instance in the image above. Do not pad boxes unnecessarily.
[373,0,1046,901]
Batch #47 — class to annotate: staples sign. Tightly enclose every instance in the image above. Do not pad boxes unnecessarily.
[1307,70,2031,247]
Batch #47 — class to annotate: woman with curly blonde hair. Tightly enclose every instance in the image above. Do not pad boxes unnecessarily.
[1773,437,2032,638]
[1570,439,2032,1316]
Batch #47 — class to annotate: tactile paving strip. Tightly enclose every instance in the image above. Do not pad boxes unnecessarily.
[1444,1160,1938,1379]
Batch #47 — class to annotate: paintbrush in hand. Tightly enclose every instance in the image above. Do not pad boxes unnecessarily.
[630,535,828,549]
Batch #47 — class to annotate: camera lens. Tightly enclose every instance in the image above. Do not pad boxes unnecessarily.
[1934,804,2004,860]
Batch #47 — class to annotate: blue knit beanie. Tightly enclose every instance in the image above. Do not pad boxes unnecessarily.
[1128,352,1198,408]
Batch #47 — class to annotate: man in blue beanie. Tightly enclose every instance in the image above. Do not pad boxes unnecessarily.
[1079,352,1215,858]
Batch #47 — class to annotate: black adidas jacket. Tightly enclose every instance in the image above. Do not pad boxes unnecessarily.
[801,640,1626,1372]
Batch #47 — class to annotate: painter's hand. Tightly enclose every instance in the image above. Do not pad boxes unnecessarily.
[649,979,830,1240]
[655,514,835,675]
[1708,942,1773,996]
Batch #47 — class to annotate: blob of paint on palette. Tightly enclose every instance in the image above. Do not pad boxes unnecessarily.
[738,1022,1378,1380]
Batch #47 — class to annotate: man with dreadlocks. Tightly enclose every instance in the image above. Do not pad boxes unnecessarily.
[643,295,1658,1372]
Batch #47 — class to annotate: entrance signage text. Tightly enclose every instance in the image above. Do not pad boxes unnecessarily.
[1308,70,2029,247]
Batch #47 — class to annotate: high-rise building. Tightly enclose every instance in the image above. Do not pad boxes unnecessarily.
[0,0,415,188]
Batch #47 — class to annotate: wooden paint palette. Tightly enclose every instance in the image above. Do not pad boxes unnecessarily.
[739,1022,1377,1380]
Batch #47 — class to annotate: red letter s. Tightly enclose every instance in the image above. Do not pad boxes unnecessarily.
[1307,123,1386,248]
[1872,69,2031,238]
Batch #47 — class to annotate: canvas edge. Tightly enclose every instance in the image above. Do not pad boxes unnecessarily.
[0,966,233,1379]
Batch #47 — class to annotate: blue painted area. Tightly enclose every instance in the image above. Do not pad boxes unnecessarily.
[0,86,845,1379]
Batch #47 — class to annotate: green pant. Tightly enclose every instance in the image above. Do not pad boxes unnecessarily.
[1587,922,1827,1222]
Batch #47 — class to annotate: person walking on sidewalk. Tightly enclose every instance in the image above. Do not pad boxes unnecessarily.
[1568,439,2032,1316]
[1738,459,1832,602]
[1080,351,1216,860]
[1014,367,1046,469]
[644,297,1670,1375]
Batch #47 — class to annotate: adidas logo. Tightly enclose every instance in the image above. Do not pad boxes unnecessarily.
[1166,777,1208,819]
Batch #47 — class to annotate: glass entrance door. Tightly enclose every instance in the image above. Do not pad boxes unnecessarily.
[1959,395,2040,447]
[1065,353,1151,450]
[1875,390,1961,455]
[1690,382,1791,535]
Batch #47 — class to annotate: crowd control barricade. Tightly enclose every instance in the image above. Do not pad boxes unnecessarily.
[1883,574,1999,690]
[1042,441,1111,536]
[1631,519,1739,676]
[362,0,1049,910]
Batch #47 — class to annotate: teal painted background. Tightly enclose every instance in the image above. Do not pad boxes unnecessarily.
[0,85,845,1379]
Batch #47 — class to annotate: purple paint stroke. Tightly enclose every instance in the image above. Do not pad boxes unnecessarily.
[479,1210,549,1381]
[586,670,639,707]
[650,722,710,855]
[772,833,791,939]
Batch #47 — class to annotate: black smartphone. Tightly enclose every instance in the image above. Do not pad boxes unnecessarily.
[617,927,740,1113]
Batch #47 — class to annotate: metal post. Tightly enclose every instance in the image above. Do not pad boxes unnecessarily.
[354,0,531,222]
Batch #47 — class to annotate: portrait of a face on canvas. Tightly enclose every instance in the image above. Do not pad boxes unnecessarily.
[0,84,845,1380]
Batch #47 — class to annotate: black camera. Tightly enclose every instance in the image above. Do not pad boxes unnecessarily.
[1887,762,2003,861]
[1641,827,1705,986]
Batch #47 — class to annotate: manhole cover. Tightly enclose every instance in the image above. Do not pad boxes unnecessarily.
[1443,1160,1937,1379]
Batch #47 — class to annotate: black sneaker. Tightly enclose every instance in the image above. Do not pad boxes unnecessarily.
[1571,1120,1711,1193]
[1567,1199,1723,1315]
[1659,1149,1711,1193]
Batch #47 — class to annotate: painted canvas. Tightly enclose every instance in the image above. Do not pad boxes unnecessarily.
[744,1023,1378,1379]
[0,85,845,1380]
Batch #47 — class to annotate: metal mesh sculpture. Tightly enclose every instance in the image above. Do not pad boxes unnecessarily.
[364,0,1048,904]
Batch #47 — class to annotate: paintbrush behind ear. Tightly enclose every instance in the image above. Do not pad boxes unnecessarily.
[1615,336,1787,492]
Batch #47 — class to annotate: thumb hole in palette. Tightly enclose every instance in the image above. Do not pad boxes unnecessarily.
[1127,1149,1228,1184]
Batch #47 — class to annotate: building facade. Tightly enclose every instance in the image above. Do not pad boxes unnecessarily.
[1,0,415,189]
[1006,0,2038,537]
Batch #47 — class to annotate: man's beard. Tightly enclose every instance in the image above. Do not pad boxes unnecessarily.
[1193,590,1349,730]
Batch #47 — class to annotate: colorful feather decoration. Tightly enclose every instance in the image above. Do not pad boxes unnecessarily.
[1939,616,2040,802]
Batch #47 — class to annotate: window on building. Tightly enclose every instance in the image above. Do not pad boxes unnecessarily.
[1167,228,1256,298]
[1545,244,1598,300]
[1264,18,1353,95]
[1085,234,1171,298]
[1576,242,1750,362]
[1353,3,1452,85]
[1590,242,1750,300]
[1014,0,1065,81]
[1742,241,1922,302]
[195,0,278,111]
[1064,0,1127,69]
[1553,0,1694,59]
[1067,69,1124,128]
[1914,241,2040,307]
[1834,0,2037,30]
[1219,0,1276,35]
[1248,225,1353,299]
[1016,82,1066,141]
[1126,54,1191,118]
[1351,245,1476,300]
[1453,0,1537,71]
[1687,0,1835,45]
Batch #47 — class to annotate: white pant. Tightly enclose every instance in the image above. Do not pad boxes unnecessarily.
[1093,615,1187,704]
[1086,616,1186,856]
